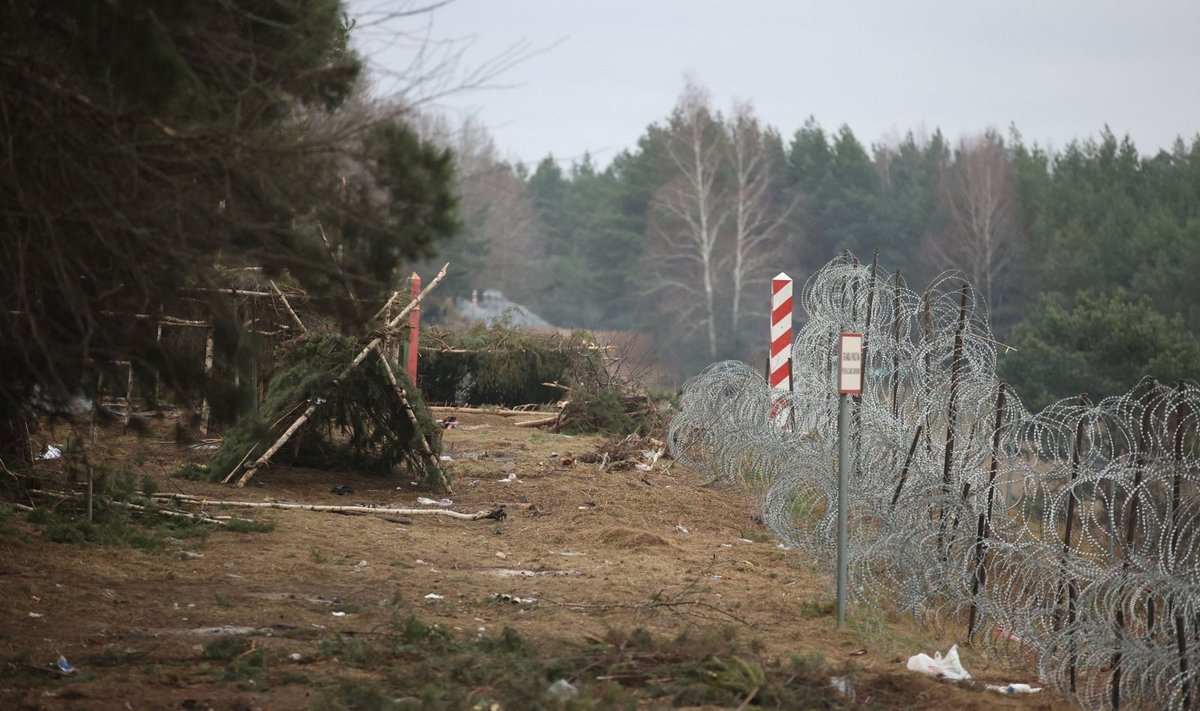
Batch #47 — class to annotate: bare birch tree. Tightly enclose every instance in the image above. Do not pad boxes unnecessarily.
[645,79,730,359]
[726,100,795,344]
[926,130,1022,308]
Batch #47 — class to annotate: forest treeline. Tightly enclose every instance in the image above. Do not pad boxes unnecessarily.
[425,79,1200,410]
[2,0,1196,462]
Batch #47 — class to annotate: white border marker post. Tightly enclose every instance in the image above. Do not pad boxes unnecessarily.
[836,332,863,627]
[769,273,794,426]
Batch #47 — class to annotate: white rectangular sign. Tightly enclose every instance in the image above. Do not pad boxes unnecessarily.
[838,332,863,395]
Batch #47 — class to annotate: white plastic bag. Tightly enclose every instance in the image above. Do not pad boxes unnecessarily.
[906,644,972,681]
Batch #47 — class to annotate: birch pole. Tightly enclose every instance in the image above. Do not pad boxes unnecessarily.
[269,280,308,334]
[231,264,449,488]
[200,329,215,435]
[372,343,448,491]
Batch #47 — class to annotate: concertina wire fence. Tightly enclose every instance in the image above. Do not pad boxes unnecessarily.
[668,253,1199,710]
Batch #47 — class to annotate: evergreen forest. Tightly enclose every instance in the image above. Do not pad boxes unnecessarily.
[426,79,1200,411]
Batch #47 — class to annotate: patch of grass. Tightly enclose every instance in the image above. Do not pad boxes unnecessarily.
[311,679,403,711]
[79,648,146,668]
[202,636,251,662]
[214,593,232,608]
[23,499,211,552]
[738,527,774,543]
[798,600,837,619]
[202,637,267,684]
[319,634,378,667]
[474,626,528,656]
[225,517,274,533]
[303,616,841,710]
[273,670,313,686]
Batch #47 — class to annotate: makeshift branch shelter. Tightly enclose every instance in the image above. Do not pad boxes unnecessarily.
[208,265,450,490]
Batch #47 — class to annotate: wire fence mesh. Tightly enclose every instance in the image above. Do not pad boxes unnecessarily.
[669,253,1199,710]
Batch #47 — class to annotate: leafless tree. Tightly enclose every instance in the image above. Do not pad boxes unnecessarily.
[445,118,540,301]
[725,100,795,344]
[926,130,1022,308]
[645,79,730,360]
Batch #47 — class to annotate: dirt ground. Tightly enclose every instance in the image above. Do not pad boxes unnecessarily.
[0,411,1073,710]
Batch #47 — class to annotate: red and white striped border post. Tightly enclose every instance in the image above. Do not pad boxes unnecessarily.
[770,272,793,425]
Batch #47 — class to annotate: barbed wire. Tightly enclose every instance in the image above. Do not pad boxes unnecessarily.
[668,253,1200,710]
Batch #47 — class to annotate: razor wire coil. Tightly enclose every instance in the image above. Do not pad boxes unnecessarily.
[669,254,1200,710]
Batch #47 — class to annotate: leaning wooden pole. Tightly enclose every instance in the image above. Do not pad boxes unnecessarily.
[1112,378,1158,711]
[269,280,309,335]
[1057,394,1089,696]
[968,381,1006,643]
[1169,382,1191,709]
[231,264,449,488]
[372,344,449,492]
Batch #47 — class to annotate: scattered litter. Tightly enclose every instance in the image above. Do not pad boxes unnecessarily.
[352,560,367,572]
[176,551,204,560]
[721,543,733,548]
[37,445,62,460]
[28,612,43,618]
[849,647,867,656]
[417,497,453,507]
[438,455,453,462]
[738,538,755,544]
[492,593,539,606]
[907,645,971,681]
[777,543,792,550]
[987,683,1042,694]
[329,485,354,496]
[56,655,76,674]
[635,462,652,471]
[554,551,585,557]
[546,679,579,700]
[495,552,507,560]
[188,443,219,451]
[487,568,579,578]
[710,575,723,580]
[829,676,852,695]
[288,653,302,662]
[441,416,459,429]
[497,472,522,483]
[190,625,262,635]
[676,523,689,534]
[331,611,347,617]
[415,559,427,565]
[424,593,445,600]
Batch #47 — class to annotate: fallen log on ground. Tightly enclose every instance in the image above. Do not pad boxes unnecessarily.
[514,414,561,428]
[151,493,506,521]
[430,406,555,417]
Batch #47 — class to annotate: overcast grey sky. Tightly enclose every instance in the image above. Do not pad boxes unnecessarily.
[351,0,1200,167]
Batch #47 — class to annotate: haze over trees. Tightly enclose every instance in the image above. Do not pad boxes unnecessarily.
[434,79,1200,408]
[2,0,1196,455]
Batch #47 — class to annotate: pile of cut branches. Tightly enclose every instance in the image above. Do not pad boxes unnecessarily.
[555,384,667,436]
[419,321,607,407]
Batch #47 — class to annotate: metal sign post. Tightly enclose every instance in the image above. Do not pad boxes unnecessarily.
[836,332,863,627]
